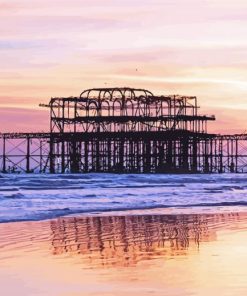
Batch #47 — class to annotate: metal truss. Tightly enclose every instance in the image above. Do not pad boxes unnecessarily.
[0,87,247,174]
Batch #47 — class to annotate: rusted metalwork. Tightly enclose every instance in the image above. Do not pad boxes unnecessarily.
[1,87,247,173]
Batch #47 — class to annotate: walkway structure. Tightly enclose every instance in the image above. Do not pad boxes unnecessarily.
[0,87,247,173]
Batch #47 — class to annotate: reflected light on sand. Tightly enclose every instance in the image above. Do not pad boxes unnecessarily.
[51,215,216,268]
[1,211,247,296]
[50,213,244,268]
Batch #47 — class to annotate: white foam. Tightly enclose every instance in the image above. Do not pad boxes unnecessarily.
[0,173,247,222]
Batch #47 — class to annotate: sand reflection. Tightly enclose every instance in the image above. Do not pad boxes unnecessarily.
[1,212,247,295]
[49,213,242,268]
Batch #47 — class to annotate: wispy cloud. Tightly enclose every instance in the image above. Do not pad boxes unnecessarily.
[0,0,246,133]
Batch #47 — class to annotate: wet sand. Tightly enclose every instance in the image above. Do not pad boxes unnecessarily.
[1,210,247,295]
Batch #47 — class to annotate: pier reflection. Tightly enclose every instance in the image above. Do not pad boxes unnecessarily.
[50,213,241,268]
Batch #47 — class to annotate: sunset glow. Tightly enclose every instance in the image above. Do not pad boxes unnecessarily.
[1,0,247,133]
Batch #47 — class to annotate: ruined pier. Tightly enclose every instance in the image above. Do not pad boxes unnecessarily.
[1,87,247,173]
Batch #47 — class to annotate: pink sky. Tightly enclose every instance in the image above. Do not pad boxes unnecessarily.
[0,0,247,133]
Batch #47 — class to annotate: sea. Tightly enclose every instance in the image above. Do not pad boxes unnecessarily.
[1,173,247,223]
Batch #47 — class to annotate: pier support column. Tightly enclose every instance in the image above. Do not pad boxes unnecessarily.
[49,136,55,174]
[70,141,80,173]
[182,137,189,172]
[192,138,197,173]
[2,135,6,173]
[26,136,30,173]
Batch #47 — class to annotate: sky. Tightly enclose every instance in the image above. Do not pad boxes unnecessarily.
[0,0,247,133]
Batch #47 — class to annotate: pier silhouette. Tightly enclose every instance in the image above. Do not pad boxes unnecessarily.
[1,87,247,173]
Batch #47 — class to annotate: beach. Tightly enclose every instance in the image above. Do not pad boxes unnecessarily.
[1,209,247,296]
[1,0,247,294]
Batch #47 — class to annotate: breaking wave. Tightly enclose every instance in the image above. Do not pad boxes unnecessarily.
[1,173,247,222]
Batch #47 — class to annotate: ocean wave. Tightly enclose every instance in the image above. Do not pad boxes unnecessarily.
[1,173,247,222]
[1,201,247,224]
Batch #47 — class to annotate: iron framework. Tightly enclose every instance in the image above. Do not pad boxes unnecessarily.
[1,87,247,173]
